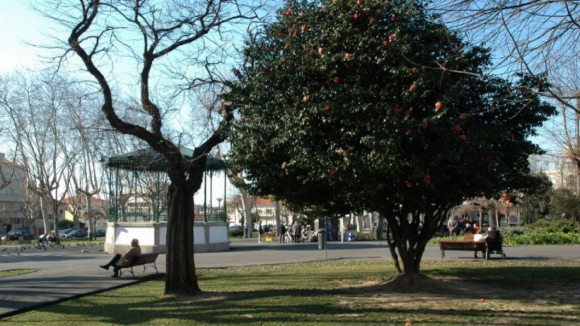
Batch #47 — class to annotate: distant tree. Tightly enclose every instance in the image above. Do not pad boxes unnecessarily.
[519,173,553,224]
[550,188,580,222]
[0,71,76,243]
[431,0,580,195]
[226,0,555,281]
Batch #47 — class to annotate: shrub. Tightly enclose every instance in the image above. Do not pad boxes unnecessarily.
[354,232,375,241]
[527,219,578,233]
[503,232,580,245]
[499,227,526,236]
[229,230,244,237]
[428,230,580,245]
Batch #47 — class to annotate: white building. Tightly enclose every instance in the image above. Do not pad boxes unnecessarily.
[0,152,28,232]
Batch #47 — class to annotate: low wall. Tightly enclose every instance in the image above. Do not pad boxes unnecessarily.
[104,221,229,254]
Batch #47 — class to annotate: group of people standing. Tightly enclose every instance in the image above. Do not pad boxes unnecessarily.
[258,221,306,243]
[446,215,481,236]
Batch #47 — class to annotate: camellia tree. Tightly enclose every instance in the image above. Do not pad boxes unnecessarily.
[225,0,555,280]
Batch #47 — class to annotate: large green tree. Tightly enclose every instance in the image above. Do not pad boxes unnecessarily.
[225,0,555,278]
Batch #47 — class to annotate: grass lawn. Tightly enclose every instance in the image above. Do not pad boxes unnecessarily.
[4,260,580,325]
[0,269,35,278]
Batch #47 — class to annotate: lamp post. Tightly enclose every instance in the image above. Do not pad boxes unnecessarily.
[217,197,223,214]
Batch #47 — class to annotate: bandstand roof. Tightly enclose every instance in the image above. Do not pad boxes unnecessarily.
[104,147,225,172]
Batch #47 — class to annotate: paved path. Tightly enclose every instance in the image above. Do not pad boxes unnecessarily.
[1,240,579,318]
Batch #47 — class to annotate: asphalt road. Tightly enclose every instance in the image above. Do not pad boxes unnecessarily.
[1,239,579,318]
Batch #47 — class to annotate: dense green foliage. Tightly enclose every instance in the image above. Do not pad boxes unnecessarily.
[519,173,552,224]
[503,232,580,245]
[227,0,554,212]
[526,218,579,233]
[225,0,555,275]
[548,188,580,221]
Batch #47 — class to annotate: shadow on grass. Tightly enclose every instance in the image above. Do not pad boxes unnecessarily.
[425,265,580,282]
[23,285,580,325]
[13,267,580,325]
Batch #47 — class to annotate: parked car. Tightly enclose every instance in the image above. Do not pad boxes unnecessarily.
[95,229,106,237]
[58,229,74,238]
[3,230,36,241]
[64,229,88,238]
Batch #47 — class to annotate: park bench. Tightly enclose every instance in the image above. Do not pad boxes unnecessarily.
[438,234,485,259]
[118,252,160,278]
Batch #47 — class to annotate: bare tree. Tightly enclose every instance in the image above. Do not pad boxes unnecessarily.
[432,0,580,194]
[0,71,76,241]
[64,91,109,239]
[36,0,267,295]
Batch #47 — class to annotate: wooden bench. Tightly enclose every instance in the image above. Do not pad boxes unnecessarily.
[438,234,485,259]
[118,252,160,278]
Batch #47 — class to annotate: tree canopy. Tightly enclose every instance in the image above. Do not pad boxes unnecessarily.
[225,0,555,276]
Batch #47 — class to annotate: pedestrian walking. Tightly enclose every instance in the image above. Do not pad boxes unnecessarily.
[291,221,301,243]
[279,224,286,243]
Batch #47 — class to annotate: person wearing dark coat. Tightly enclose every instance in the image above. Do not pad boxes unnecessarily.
[279,224,286,243]
[258,222,264,243]
[99,238,141,278]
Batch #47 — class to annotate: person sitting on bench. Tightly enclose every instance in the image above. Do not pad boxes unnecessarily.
[100,238,141,278]
[485,227,503,252]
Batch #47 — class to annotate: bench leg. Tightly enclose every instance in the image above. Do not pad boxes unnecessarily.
[119,267,135,278]
[441,250,445,259]
[142,262,159,274]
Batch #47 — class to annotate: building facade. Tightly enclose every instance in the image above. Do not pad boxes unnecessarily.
[0,152,28,233]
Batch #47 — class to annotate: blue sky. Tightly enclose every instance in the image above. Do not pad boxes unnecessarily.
[0,1,48,72]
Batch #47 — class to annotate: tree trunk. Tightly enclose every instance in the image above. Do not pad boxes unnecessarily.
[86,195,94,241]
[356,213,364,232]
[164,182,201,295]
[40,197,49,235]
[383,210,440,277]
[275,201,281,236]
[240,189,253,238]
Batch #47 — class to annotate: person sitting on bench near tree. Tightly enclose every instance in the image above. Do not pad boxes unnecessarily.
[99,238,141,278]
[485,227,503,252]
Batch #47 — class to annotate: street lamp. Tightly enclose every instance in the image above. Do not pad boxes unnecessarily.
[217,197,223,212]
